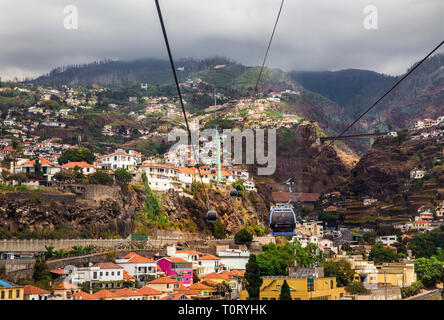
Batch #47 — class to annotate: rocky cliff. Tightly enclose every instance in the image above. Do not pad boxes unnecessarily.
[0,187,144,238]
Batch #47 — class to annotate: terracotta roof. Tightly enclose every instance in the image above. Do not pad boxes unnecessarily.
[413,220,430,224]
[162,257,188,263]
[114,288,141,298]
[22,157,54,166]
[147,277,180,284]
[72,291,95,300]
[23,285,50,295]
[61,161,94,168]
[125,255,156,263]
[201,279,218,286]
[136,286,162,296]
[123,252,138,259]
[92,262,123,269]
[188,282,213,290]
[198,254,220,261]
[175,250,202,255]
[202,272,229,280]
[50,269,68,275]
[123,270,135,280]
[160,293,192,300]
[91,289,118,299]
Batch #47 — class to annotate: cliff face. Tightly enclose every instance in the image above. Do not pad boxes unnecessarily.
[0,187,144,238]
[262,124,350,193]
[342,129,444,226]
[162,187,270,235]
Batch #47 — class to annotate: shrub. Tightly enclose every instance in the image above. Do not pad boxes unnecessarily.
[234,228,253,246]
[89,171,113,185]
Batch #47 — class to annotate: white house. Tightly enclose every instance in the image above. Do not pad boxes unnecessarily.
[139,163,180,191]
[376,235,398,246]
[60,161,96,175]
[97,149,140,170]
[115,252,158,280]
[196,254,221,275]
[217,248,250,270]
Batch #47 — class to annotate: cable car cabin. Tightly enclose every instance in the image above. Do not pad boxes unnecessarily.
[230,188,239,198]
[206,209,218,223]
[269,203,296,236]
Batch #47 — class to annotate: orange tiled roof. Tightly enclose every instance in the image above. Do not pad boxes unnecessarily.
[163,257,188,263]
[114,288,141,298]
[198,254,220,261]
[136,286,162,296]
[160,293,192,300]
[123,270,135,280]
[23,157,54,166]
[175,250,202,255]
[123,252,138,259]
[23,285,50,295]
[72,291,95,300]
[126,255,156,263]
[147,276,180,284]
[188,282,213,291]
[61,161,94,168]
[50,269,67,275]
[91,289,118,299]
[202,272,229,280]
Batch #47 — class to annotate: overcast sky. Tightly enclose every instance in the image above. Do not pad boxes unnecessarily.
[0,0,443,80]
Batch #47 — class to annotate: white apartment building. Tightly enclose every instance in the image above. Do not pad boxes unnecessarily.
[116,252,158,280]
[97,149,141,170]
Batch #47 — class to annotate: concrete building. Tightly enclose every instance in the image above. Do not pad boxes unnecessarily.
[239,276,345,300]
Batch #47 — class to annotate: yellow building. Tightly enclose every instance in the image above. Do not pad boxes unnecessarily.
[239,276,345,300]
[0,280,24,300]
[376,262,416,288]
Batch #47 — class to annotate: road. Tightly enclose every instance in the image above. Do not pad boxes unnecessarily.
[407,289,441,300]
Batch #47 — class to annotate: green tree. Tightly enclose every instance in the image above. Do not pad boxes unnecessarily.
[58,148,96,165]
[279,280,292,300]
[346,281,369,295]
[114,167,132,185]
[234,228,253,246]
[245,254,263,300]
[368,242,399,264]
[323,259,354,287]
[33,258,51,284]
[409,232,442,258]
[88,171,114,185]
[363,232,376,245]
[414,257,443,288]
[212,219,225,239]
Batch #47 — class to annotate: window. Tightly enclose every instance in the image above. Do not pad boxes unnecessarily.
[111,272,115,276]
[106,272,109,276]
[9,290,12,299]
[93,272,97,279]
[16,290,20,298]
[307,278,314,292]
[117,271,120,276]
[1,291,4,299]
[100,272,103,277]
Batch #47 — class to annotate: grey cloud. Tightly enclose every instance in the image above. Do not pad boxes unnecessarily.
[0,0,442,80]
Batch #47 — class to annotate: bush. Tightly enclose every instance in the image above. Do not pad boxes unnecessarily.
[114,168,132,185]
[89,171,113,185]
[234,228,253,246]
[346,282,369,295]
[401,281,424,298]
